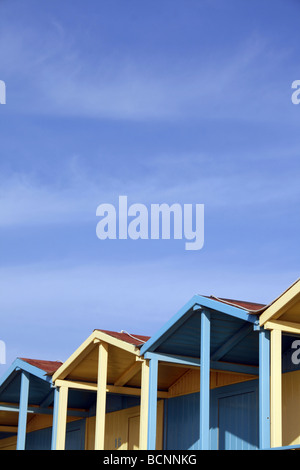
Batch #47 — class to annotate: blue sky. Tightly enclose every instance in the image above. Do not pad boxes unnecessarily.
[0,0,299,372]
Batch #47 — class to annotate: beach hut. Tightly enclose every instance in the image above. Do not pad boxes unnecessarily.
[258,279,300,448]
[52,326,253,451]
[50,329,165,450]
[139,295,266,450]
[139,279,300,450]
[1,279,299,451]
[0,358,63,450]
[0,357,95,450]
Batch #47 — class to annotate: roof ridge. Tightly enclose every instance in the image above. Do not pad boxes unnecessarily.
[95,329,150,346]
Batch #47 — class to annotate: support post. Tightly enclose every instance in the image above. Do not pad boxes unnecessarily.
[147,357,158,450]
[139,359,150,450]
[51,387,59,450]
[200,309,211,450]
[55,385,68,450]
[94,341,108,450]
[259,329,270,449]
[270,328,282,448]
[16,371,30,450]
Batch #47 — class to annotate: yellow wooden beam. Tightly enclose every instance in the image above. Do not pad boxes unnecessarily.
[160,361,199,371]
[53,330,141,383]
[94,342,108,450]
[0,425,18,433]
[114,360,141,387]
[260,280,300,326]
[95,330,141,355]
[108,385,168,399]
[270,329,282,448]
[55,379,96,391]
[265,320,300,335]
[55,385,68,450]
[54,378,169,398]
[52,331,99,381]
[139,359,150,450]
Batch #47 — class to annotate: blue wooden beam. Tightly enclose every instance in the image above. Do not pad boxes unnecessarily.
[144,351,200,367]
[39,389,55,408]
[0,358,51,401]
[140,295,259,356]
[196,296,259,325]
[147,357,158,450]
[140,298,198,355]
[200,309,211,450]
[210,361,258,375]
[0,402,87,417]
[259,329,270,449]
[16,371,30,450]
[51,387,59,450]
[144,351,258,375]
[211,323,253,361]
[163,398,168,450]
[0,404,34,414]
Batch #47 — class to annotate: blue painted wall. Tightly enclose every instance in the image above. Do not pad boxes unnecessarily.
[165,393,200,450]
[165,380,259,450]
[211,380,259,450]
[25,419,86,450]
[24,395,140,450]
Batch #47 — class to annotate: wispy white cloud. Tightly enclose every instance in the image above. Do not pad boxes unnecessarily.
[0,256,296,331]
[0,20,294,121]
[0,147,298,228]
[0,256,297,363]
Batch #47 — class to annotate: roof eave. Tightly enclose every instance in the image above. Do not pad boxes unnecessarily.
[259,279,300,326]
[140,294,259,356]
[0,358,52,397]
[52,329,141,383]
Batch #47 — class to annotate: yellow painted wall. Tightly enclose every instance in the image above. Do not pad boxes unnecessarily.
[282,370,300,446]
[0,435,17,450]
[168,368,300,447]
[2,369,300,450]
[0,414,80,450]
[0,401,164,451]
[168,368,257,398]
[85,401,164,450]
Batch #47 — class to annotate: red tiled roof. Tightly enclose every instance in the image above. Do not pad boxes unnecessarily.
[206,296,266,313]
[95,329,150,346]
[18,298,269,374]
[20,358,63,375]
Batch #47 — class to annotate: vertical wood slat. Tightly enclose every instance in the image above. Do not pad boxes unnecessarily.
[270,328,282,447]
[94,341,108,450]
[147,357,158,450]
[51,387,59,450]
[259,329,270,449]
[200,309,211,450]
[16,371,30,450]
[139,359,149,450]
[55,385,69,450]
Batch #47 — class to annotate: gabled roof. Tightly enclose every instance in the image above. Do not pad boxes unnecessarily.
[259,278,300,326]
[0,358,59,391]
[140,294,260,357]
[140,281,300,370]
[52,329,146,384]
[206,296,266,313]
[95,330,150,347]
[0,358,57,417]
[20,358,63,375]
